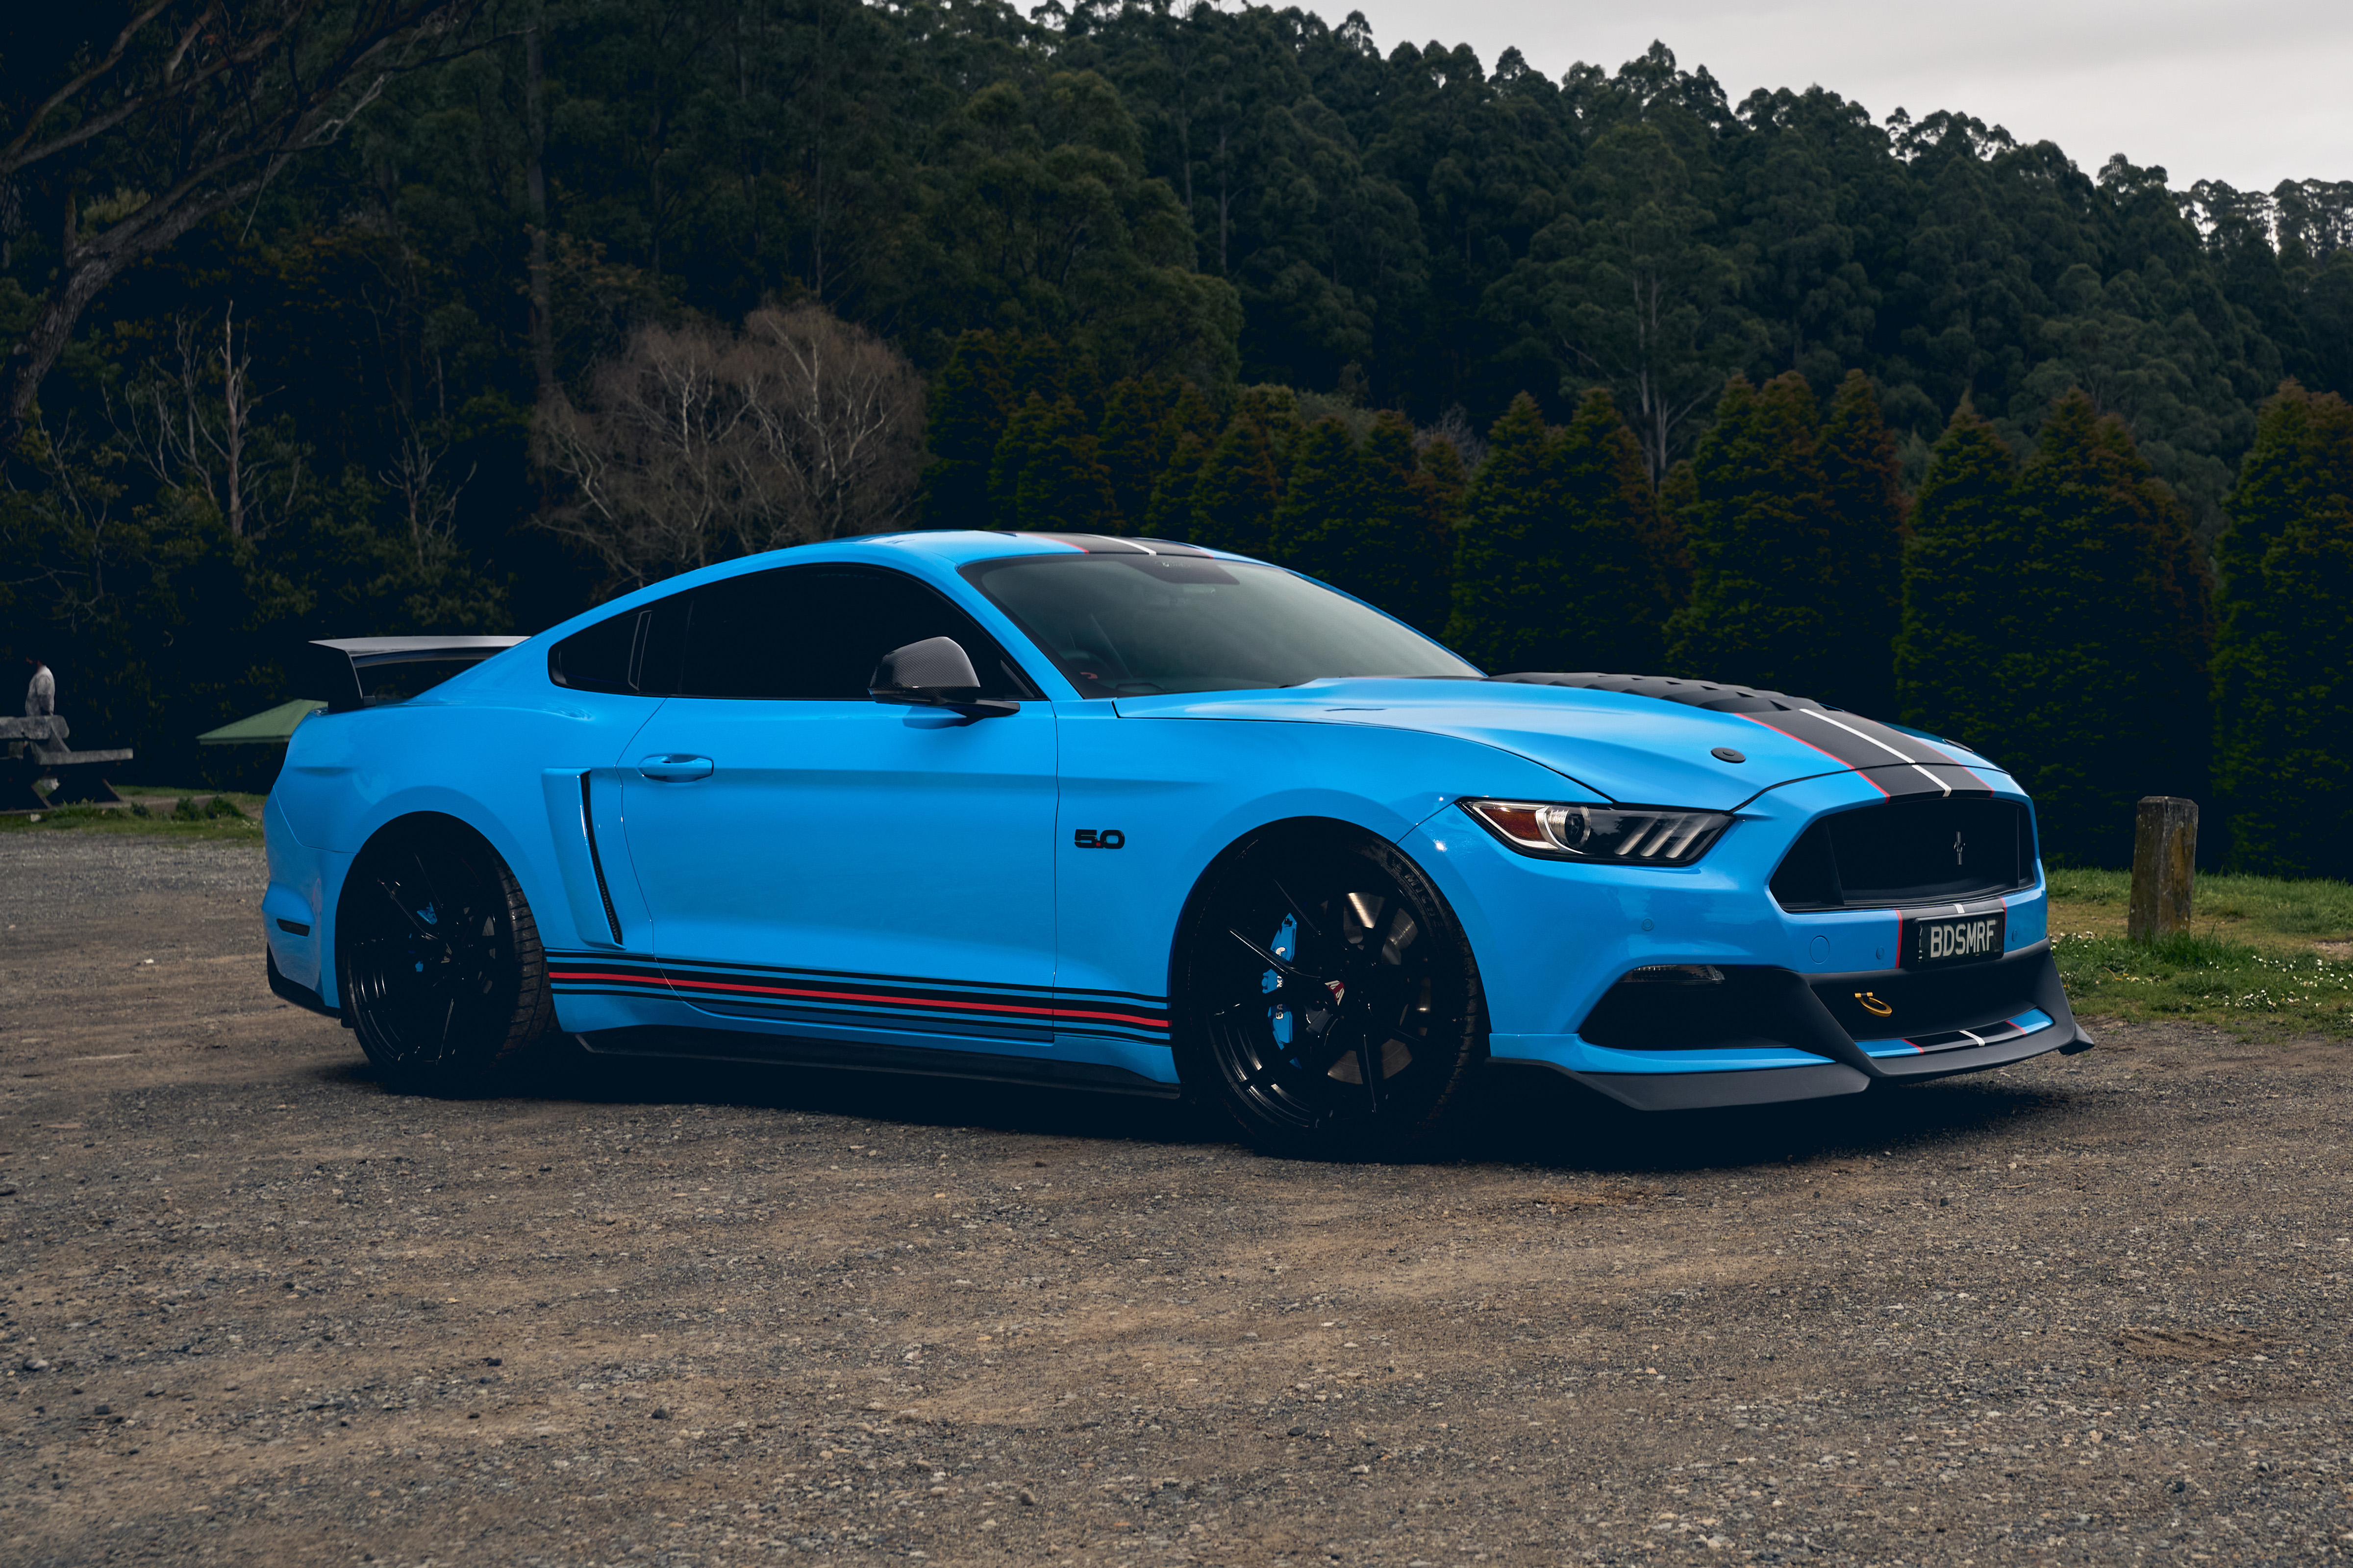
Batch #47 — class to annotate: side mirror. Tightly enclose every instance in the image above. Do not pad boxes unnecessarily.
[869,637,1018,719]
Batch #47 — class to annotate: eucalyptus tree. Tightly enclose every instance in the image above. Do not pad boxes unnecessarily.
[1,0,488,446]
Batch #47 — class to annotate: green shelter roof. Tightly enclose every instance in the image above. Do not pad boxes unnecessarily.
[197,698,327,745]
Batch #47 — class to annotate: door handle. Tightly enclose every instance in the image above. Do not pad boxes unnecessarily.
[637,753,714,782]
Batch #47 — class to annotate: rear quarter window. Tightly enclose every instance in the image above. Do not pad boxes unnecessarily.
[548,609,647,694]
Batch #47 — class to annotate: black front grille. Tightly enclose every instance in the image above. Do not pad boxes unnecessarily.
[1771,796,2035,912]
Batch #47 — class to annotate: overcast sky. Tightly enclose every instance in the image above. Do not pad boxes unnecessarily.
[1343,0,2352,194]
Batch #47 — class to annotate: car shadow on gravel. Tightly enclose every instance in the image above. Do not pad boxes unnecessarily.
[309,1046,2071,1174]
[1450,1063,2069,1172]
[310,1050,1230,1148]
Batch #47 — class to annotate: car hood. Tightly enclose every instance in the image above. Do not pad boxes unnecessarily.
[1109,678,2001,810]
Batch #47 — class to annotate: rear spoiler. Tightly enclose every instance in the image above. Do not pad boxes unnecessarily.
[302,637,528,713]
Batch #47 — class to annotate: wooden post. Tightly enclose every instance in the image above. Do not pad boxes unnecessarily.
[2128,796,2198,943]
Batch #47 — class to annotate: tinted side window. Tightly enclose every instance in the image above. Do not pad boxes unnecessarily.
[671,567,1032,701]
[548,609,646,694]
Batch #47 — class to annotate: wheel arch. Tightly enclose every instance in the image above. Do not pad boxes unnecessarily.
[1162,813,1486,1036]
[331,805,561,1089]
[327,805,544,1002]
[1161,812,1493,1153]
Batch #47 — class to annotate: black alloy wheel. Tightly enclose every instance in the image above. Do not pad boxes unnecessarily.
[1177,829,1485,1159]
[338,815,556,1094]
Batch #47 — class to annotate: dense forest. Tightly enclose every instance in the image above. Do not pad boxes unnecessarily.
[3,0,2350,871]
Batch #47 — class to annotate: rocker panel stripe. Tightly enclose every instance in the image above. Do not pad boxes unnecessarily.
[545,952,1171,1039]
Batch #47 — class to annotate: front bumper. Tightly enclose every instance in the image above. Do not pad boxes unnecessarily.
[1490,942,2093,1110]
[267,946,341,1020]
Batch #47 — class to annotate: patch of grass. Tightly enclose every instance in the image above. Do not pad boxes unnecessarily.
[2046,866,2353,1037]
[0,787,269,843]
[2046,865,2353,943]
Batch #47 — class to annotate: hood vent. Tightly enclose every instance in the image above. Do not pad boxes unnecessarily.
[1489,671,1827,714]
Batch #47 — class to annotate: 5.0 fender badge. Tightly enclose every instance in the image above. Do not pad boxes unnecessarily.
[1854,991,1894,1018]
[1073,828,1126,849]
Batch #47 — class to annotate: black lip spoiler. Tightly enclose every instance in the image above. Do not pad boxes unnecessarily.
[303,636,527,713]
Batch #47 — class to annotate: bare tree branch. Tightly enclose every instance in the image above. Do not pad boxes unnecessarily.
[1,0,489,450]
[0,0,187,176]
[536,305,926,593]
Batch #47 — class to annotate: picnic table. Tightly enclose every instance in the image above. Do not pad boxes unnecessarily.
[1,714,134,811]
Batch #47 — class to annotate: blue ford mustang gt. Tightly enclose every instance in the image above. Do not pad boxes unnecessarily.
[262,531,2092,1157]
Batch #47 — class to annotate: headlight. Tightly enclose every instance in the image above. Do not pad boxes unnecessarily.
[1462,799,1733,866]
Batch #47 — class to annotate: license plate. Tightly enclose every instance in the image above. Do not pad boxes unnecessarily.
[1903,908,2006,969]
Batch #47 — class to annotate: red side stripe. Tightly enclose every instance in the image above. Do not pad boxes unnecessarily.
[549,970,1169,1031]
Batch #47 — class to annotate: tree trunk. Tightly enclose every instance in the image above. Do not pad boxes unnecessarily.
[4,253,123,450]
[4,161,274,452]
[525,4,555,406]
[222,307,247,537]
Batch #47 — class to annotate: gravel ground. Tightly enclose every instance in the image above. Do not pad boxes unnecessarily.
[2,831,2350,1568]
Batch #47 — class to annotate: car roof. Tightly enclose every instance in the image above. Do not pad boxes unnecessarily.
[826,531,1225,568]
[508,532,1261,654]
[530,532,1245,642]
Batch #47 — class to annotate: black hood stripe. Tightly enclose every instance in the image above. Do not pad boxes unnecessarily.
[1734,712,1892,797]
[1735,709,1993,797]
[1491,671,1998,797]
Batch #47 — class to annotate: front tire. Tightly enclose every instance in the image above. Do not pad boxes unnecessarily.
[337,815,557,1095]
[1175,827,1485,1160]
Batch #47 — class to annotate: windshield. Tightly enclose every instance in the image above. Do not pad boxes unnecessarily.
[964,554,1481,697]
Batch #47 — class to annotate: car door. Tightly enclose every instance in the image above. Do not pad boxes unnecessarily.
[618,563,1062,1050]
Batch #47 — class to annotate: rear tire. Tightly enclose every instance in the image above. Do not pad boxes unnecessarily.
[1174,826,1485,1160]
[337,815,557,1095]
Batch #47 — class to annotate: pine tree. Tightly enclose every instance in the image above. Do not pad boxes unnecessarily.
[1816,370,1906,717]
[1445,393,1560,671]
[917,331,1012,529]
[1096,377,1182,528]
[1415,433,1469,526]
[1006,333,1082,410]
[1407,435,1471,639]
[1168,380,1220,446]
[986,395,1056,531]
[2211,382,2353,877]
[1664,373,1838,696]
[1655,457,1698,612]
[1895,405,2028,760]
[1188,414,1281,557]
[2004,390,2211,865]
[1145,431,1210,537]
[1234,385,1303,488]
[1271,416,1362,574]
[1012,396,1119,533]
[1329,410,1454,635]
[1551,388,1671,673]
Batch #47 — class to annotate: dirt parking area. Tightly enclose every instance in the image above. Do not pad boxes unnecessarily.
[2,832,2349,1568]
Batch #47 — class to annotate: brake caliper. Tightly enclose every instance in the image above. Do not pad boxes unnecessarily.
[1264,913,1297,1046]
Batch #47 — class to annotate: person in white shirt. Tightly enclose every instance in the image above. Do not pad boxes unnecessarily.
[24,656,53,720]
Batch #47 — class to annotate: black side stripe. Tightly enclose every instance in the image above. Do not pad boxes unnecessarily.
[579,772,625,944]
